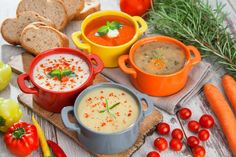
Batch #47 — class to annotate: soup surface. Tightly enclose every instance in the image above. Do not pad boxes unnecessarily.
[85,15,135,46]
[33,54,90,91]
[134,41,186,75]
[78,87,139,133]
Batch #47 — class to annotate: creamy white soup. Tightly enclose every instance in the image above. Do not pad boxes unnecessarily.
[33,54,90,91]
[78,87,139,133]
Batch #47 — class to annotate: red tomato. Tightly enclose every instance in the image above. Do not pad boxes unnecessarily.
[120,0,152,16]
[188,120,200,133]
[154,137,168,151]
[199,114,214,128]
[192,145,206,157]
[198,129,210,141]
[171,128,184,140]
[178,108,192,120]
[147,151,160,157]
[156,122,170,135]
[187,136,200,148]
[4,122,39,157]
[169,139,183,151]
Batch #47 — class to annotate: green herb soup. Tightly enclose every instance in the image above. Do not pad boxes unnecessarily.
[133,41,186,75]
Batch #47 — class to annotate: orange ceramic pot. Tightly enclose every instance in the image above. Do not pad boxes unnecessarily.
[118,36,201,96]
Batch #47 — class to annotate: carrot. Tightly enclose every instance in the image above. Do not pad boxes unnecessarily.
[204,84,236,156]
[222,75,236,112]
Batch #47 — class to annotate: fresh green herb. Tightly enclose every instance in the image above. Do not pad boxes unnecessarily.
[148,0,236,77]
[98,99,120,119]
[47,69,77,81]
[152,50,163,60]
[96,21,123,36]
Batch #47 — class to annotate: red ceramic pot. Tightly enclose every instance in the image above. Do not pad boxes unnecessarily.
[17,47,104,112]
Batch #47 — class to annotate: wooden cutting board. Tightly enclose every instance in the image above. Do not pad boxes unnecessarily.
[9,53,163,157]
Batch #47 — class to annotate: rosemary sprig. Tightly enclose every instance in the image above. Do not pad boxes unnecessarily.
[98,99,120,119]
[148,0,236,77]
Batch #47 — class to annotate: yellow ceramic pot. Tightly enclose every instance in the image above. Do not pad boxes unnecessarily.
[71,10,148,68]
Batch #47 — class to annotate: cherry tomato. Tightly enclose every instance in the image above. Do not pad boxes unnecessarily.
[171,128,184,140]
[192,145,206,157]
[198,129,210,141]
[178,108,192,120]
[120,0,152,16]
[147,151,160,157]
[154,137,168,151]
[187,136,200,148]
[169,139,182,151]
[156,122,170,135]
[188,120,200,133]
[199,114,214,129]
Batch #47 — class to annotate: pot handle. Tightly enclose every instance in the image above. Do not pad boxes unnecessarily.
[118,55,137,78]
[61,106,81,133]
[72,31,91,53]
[88,54,104,75]
[188,46,201,65]
[132,16,148,36]
[138,93,154,118]
[17,73,38,94]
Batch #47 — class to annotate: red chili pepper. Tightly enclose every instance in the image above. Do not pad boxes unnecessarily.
[47,140,67,157]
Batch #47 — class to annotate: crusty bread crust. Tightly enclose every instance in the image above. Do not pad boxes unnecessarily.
[20,22,69,55]
[1,11,55,45]
[16,0,68,30]
[74,0,100,20]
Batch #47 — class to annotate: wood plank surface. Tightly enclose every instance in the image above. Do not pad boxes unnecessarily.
[0,0,235,157]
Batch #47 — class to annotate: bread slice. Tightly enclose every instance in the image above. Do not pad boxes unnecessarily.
[1,11,55,45]
[20,22,69,55]
[61,0,85,20]
[16,0,68,30]
[74,0,100,20]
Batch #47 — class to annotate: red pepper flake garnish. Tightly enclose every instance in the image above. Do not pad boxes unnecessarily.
[102,102,106,107]
[45,67,53,72]
[80,76,83,78]
[107,119,113,123]
[116,112,120,116]
[101,122,106,127]
[128,113,132,117]
[70,79,75,83]
[53,77,58,81]
[38,75,44,80]
[75,61,79,64]
[100,90,104,93]
[45,83,50,86]
[71,66,75,71]
[129,109,132,112]
[91,104,97,108]
[78,67,82,72]
[40,64,44,68]
[92,110,95,112]
[121,92,125,96]
[100,96,104,99]
[87,97,92,101]
[124,100,127,103]
[109,93,114,96]
[84,113,89,118]
[61,76,69,82]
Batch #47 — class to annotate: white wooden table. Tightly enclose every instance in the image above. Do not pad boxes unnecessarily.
[0,0,235,156]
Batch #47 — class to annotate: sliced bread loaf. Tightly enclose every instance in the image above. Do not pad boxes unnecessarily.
[20,22,69,55]
[1,11,55,45]
[74,0,100,20]
[16,0,68,30]
[61,0,85,20]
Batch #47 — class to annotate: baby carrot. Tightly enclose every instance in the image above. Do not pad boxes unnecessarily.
[204,84,236,156]
[32,115,51,157]
[222,75,236,112]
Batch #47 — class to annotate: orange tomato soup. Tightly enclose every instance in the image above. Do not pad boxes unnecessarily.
[85,15,135,46]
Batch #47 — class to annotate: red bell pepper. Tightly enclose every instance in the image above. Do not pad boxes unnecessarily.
[4,122,39,157]
[47,140,67,157]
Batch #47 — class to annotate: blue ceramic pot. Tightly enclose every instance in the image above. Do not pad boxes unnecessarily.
[61,83,153,154]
